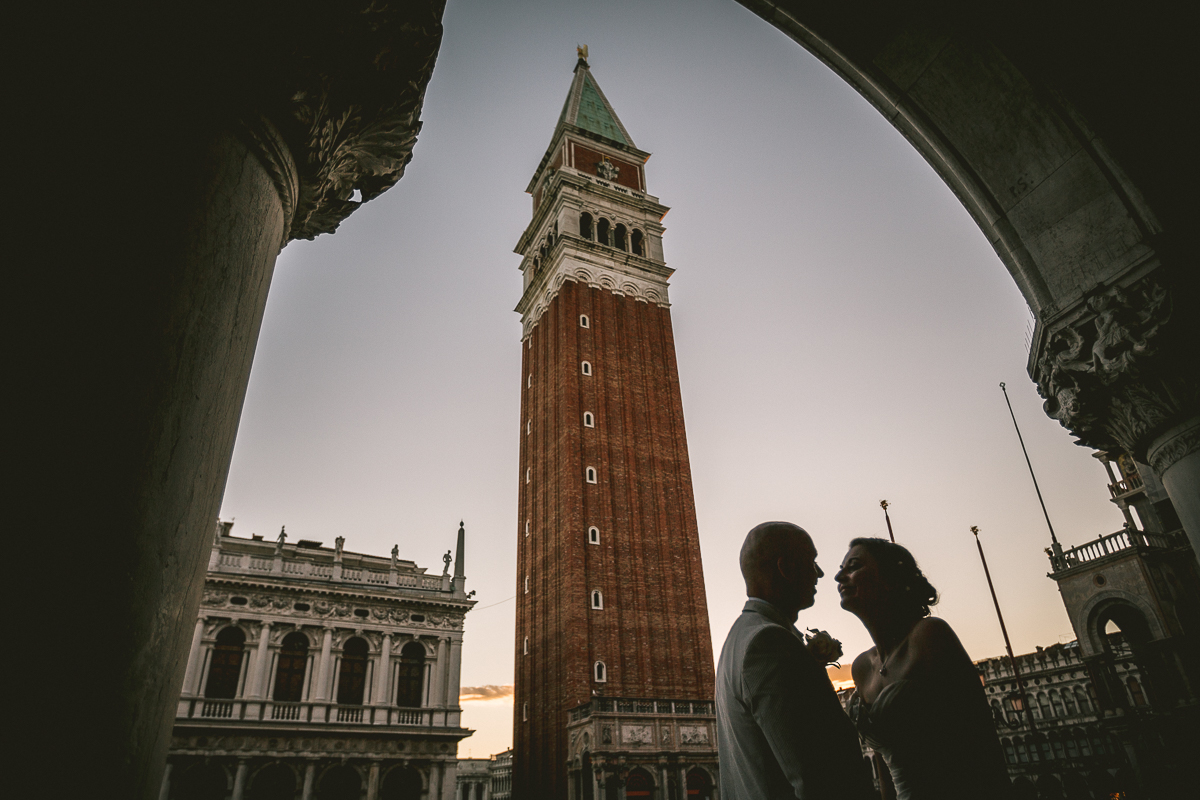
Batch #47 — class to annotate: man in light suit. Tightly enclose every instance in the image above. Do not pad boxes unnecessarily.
[716,521,875,800]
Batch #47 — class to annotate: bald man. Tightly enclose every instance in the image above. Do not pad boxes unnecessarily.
[716,522,875,800]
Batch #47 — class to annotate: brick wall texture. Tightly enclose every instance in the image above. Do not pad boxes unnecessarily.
[512,279,715,799]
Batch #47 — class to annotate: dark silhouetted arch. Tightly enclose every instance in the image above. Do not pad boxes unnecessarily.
[205,627,246,699]
[395,641,426,708]
[336,637,368,706]
[272,631,309,702]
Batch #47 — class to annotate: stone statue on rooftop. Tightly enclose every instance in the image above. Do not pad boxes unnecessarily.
[442,549,452,575]
[391,544,399,568]
[577,44,588,62]
[275,525,287,554]
[334,536,345,560]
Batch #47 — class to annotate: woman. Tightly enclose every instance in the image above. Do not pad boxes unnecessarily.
[835,538,1010,800]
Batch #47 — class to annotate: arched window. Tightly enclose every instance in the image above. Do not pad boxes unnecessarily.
[318,765,361,800]
[596,217,611,246]
[395,641,425,708]
[594,661,607,682]
[585,467,597,484]
[1079,732,1092,756]
[205,627,246,699]
[1065,737,1079,758]
[381,767,422,800]
[581,361,592,376]
[272,631,310,702]
[249,763,295,800]
[524,575,529,593]
[687,768,714,800]
[625,768,651,797]
[525,519,530,536]
[1016,739,1029,763]
[1052,737,1066,759]
[614,224,627,251]
[1075,686,1091,714]
[580,314,590,328]
[588,526,600,545]
[1003,740,1017,764]
[1127,676,1147,706]
[631,229,645,257]
[527,419,531,435]
[525,467,530,484]
[336,637,369,706]
[523,702,528,721]
[583,411,594,427]
[1050,690,1066,717]
[580,212,594,240]
[1038,691,1052,719]
[591,590,603,609]
[1063,690,1077,716]
[523,637,529,655]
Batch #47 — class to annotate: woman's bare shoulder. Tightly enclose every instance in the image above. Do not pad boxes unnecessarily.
[909,617,975,672]
[850,647,876,685]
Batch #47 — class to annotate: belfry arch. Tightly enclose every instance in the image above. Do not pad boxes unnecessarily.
[23,3,1194,797]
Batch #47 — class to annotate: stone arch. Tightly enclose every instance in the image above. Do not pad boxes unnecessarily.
[170,761,229,800]
[380,766,423,800]
[317,763,363,800]
[247,762,297,800]
[686,766,716,800]
[737,2,1197,549]
[1077,591,1165,656]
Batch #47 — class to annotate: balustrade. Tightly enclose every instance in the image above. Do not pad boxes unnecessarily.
[180,699,443,727]
[1055,528,1182,572]
[570,697,715,721]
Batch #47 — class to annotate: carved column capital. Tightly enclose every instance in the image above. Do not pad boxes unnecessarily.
[255,1,446,242]
[1032,274,1199,463]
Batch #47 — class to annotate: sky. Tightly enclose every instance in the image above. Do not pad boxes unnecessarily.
[219,0,1128,759]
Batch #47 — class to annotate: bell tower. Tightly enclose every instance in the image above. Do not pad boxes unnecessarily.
[511,51,718,800]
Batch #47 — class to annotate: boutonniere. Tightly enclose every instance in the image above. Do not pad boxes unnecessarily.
[804,628,844,667]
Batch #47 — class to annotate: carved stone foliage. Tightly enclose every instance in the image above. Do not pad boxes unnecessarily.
[679,725,710,745]
[1033,276,1198,465]
[200,588,461,629]
[245,1,446,241]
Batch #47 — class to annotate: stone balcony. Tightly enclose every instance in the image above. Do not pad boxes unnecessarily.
[177,697,459,730]
[1048,527,1186,575]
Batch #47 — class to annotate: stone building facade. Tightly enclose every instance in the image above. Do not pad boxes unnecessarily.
[977,641,1139,799]
[488,750,512,800]
[511,52,717,799]
[161,521,475,800]
[453,758,490,800]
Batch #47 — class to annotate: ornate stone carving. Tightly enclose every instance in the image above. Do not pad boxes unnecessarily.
[621,725,653,745]
[679,725,709,745]
[254,1,446,242]
[1033,277,1197,462]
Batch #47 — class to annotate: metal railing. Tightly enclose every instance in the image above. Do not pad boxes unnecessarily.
[569,697,714,722]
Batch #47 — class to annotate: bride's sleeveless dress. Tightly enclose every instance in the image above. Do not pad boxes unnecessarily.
[848,679,1011,800]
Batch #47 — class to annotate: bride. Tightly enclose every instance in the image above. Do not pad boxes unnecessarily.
[836,538,1011,800]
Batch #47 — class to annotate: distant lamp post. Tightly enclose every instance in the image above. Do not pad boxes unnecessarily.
[880,500,895,543]
[971,525,1037,731]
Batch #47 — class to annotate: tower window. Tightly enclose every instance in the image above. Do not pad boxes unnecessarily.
[525,467,530,484]
[588,526,600,545]
[594,661,607,683]
[580,314,589,328]
[586,467,597,484]
[524,575,529,594]
[632,229,645,257]
[580,212,594,240]
[583,411,594,428]
[525,520,530,536]
[597,217,611,246]
[581,361,592,376]
[591,590,603,609]
[523,702,529,721]
[614,224,627,251]
[527,374,531,386]
[527,419,531,435]
[524,637,529,655]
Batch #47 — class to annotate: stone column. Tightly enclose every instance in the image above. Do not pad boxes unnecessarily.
[432,638,448,707]
[448,637,464,708]
[659,764,669,800]
[158,763,172,800]
[366,761,380,800]
[677,767,688,800]
[251,621,274,695]
[428,763,442,800]
[301,762,316,800]
[1148,418,1200,555]
[376,634,393,708]
[181,618,206,695]
[232,760,249,800]
[314,627,334,722]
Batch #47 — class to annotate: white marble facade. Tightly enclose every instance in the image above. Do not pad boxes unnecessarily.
[162,521,475,800]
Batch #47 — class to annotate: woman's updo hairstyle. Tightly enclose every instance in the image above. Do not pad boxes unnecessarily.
[848,537,939,618]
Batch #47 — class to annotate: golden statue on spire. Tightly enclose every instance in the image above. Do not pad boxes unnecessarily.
[577,44,589,62]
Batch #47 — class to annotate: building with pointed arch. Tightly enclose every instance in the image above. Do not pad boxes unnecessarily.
[162,521,475,800]
[511,53,718,800]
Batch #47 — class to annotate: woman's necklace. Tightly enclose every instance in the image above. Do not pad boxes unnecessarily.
[876,628,914,676]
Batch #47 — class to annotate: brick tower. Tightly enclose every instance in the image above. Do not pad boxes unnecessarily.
[511,51,718,800]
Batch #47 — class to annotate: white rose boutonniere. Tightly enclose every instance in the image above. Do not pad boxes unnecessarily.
[804,628,844,667]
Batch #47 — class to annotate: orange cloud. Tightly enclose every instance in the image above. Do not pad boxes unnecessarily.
[827,664,855,691]
[460,685,514,702]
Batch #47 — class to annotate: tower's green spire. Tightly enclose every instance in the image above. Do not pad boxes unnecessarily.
[555,50,634,147]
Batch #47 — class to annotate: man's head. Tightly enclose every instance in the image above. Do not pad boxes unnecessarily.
[739,521,823,618]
